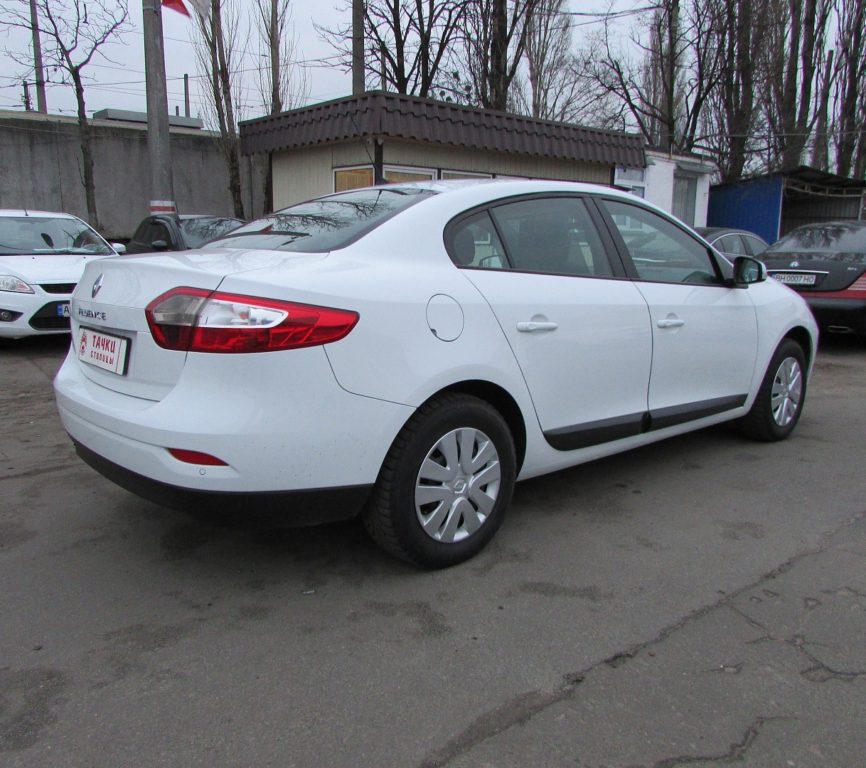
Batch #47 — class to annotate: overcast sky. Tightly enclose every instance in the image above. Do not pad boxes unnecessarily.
[0,1,629,122]
[0,0,349,119]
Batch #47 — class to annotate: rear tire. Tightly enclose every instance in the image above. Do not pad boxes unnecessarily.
[364,393,516,569]
[739,339,807,442]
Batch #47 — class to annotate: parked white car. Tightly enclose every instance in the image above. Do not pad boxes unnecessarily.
[54,181,818,567]
[0,210,118,339]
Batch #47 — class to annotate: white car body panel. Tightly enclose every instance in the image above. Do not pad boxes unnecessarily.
[465,269,652,434]
[633,281,759,412]
[53,181,819,522]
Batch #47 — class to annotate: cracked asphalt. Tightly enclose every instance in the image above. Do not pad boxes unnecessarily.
[2,334,865,768]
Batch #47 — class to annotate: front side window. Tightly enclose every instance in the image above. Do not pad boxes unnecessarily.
[180,218,243,248]
[490,197,613,277]
[207,187,436,253]
[602,199,720,285]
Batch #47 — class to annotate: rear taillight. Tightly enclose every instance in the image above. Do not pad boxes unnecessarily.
[145,287,359,353]
[850,274,866,291]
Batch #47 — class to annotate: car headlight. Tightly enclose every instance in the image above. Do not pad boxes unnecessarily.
[0,276,34,293]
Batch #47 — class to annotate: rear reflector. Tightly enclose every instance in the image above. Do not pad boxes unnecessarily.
[146,287,359,353]
[168,448,228,466]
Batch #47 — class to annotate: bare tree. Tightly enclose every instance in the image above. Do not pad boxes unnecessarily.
[582,0,723,154]
[0,0,129,229]
[254,0,308,212]
[254,0,307,114]
[319,0,466,96]
[700,0,769,180]
[832,0,866,177]
[457,0,542,110]
[195,0,248,218]
[760,0,834,169]
[512,0,589,121]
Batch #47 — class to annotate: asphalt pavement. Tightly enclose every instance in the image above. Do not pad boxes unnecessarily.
[1,333,865,767]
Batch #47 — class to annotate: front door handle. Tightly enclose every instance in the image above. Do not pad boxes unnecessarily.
[657,317,685,329]
[517,321,559,332]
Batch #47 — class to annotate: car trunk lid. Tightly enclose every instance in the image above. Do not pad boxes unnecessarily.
[762,251,866,292]
[69,249,325,400]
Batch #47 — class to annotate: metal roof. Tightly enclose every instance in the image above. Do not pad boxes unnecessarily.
[239,92,645,168]
[713,165,866,192]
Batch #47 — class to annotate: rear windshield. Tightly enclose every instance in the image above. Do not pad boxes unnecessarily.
[179,217,244,248]
[767,223,866,255]
[205,187,436,253]
[0,216,112,256]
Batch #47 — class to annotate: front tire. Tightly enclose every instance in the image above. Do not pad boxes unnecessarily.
[364,393,516,568]
[740,339,807,441]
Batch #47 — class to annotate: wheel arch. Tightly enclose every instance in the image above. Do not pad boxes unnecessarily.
[782,325,815,370]
[420,380,528,474]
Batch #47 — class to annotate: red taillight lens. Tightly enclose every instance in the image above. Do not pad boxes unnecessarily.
[850,274,866,291]
[145,288,359,353]
[168,448,228,466]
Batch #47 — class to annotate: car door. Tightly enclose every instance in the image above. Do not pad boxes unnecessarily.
[448,195,653,450]
[596,198,758,427]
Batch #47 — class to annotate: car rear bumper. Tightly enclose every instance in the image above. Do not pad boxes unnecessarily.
[805,296,866,334]
[74,440,373,524]
[54,343,415,498]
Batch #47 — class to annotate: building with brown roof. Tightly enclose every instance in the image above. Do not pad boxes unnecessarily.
[239,92,646,209]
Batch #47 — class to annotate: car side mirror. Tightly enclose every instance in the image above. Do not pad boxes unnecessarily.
[151,239,169,252]
[111,242,127,254]
[733,256,767,287]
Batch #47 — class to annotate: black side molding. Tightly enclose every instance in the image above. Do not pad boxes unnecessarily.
[543,394,748,451]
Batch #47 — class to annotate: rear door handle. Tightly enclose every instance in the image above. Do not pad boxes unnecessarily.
[517,321,558,332]
[657,317,685,329]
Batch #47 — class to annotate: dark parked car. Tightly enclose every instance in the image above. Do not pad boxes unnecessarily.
[125,214,243,254]
[696,227,769,260]
[759,220,866,335]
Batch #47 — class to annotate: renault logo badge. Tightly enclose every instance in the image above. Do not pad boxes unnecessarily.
[92,273,104,298]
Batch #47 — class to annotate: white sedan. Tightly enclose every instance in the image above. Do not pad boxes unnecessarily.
[0,210,118,339]
[54,181,818,567]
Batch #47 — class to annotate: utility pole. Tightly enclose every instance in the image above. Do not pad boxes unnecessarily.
[352,0,364,95]
[142,0,176,214]
[29,0,47,113]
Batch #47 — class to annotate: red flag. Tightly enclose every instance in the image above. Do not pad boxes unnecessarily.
[162,0,190,16]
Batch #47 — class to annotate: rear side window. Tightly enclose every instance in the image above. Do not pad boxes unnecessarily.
[487,197,613,277]
[447,212,507,269]
[207,187,436,253]
[491,198,613,277]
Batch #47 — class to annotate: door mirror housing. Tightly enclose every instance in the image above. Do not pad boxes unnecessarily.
[733,256,767,287]
[111,242,127,254]
[151,239,169,252]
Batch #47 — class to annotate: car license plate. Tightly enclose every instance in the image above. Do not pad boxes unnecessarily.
[57,302,70,318]
[77,327,129,375]
[772,272,817,286]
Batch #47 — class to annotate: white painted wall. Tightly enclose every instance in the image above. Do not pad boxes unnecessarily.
[615,150,715,228]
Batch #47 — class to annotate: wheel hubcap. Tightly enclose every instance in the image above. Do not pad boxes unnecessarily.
[415,427,501,543]
[771,356,803,427]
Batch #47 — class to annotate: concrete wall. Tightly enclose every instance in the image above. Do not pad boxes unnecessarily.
[271,138,615,209]
[0,110,266,239]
